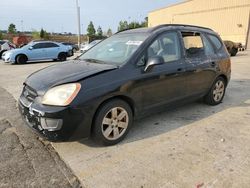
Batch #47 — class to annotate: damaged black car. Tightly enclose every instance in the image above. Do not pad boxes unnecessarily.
[19,24,231,145]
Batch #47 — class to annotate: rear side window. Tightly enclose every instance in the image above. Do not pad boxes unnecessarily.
[182,32,204,57]
[202,35,215,56]
[44,43,59,48]
[208,34,222,49]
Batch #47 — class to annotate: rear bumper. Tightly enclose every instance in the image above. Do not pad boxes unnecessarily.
[18,96,93,141]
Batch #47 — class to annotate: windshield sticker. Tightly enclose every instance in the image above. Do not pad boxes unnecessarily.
[126,41,143,46]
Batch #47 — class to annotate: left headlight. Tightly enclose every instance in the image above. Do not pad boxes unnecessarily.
[42,83,81,106]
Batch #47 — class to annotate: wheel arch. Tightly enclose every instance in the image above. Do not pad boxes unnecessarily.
[217,74,228,86]
[15,53,28,62]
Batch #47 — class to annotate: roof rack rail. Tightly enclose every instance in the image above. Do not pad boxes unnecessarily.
[152,24,213,31]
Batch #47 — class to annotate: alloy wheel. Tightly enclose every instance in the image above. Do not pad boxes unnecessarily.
[213,80,225,102]
[101,107,129,141]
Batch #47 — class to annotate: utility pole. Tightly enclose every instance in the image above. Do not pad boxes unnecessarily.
[76,0,81,47]
[21,20,24,33]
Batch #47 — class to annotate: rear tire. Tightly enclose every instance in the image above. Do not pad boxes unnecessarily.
[16,55,27,64]
[57,53,67,61]
[204,77,226,106]
[230,47,238,56]
[92,99,133,146]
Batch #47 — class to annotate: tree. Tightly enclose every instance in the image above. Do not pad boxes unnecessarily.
[40,28,45,38]
[118,21,129,32]
[107,28,112,37]
[87,21,96,36]
[97,26,103,37]
[8,23,16,34]
[141,17,148,27]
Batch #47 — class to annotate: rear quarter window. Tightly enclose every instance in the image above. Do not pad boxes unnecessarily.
[208,34,222,50]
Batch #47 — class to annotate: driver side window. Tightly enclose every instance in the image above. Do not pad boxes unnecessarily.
[137,32,181,66]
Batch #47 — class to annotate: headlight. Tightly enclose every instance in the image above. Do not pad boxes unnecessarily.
[42,83,81,106]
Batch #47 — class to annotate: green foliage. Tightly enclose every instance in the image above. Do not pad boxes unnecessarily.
[40,28,45,38]
[32,30,40,39]
[107,28,112,37]
[97,26,103,37]
[0,31,2,40]
[118,21,129,32]
[36,28,50,40]
[117,17,148,32]
[8,23,17,34]
[87,21,96,36]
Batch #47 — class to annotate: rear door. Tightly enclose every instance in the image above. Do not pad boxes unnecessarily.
[181,31,217,97]
[43,42,60,59]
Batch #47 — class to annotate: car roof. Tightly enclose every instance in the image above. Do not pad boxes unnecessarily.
[118,24,216,35]
[31,40,59,44]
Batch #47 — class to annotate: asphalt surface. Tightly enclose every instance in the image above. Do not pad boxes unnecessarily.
[0,57,81,188]
[0,51,250,187]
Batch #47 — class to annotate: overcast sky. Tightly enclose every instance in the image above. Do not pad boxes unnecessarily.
[1,0,181,34]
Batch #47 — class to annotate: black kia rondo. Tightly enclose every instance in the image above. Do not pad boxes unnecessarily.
[19,24,231,145]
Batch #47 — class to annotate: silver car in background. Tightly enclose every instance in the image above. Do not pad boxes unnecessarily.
[80,40,101,53]
[2,41,72,64]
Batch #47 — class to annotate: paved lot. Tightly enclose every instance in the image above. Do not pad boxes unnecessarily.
[0,51,250,187]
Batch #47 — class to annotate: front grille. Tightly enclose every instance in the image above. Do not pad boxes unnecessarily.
[22,85,38,102]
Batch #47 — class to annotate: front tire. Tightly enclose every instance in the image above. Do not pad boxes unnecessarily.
[204,77,226,106]
[16,55,27,64]
[93,99,133,146]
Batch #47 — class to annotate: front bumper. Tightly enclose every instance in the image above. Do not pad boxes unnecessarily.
[18,95,93,141]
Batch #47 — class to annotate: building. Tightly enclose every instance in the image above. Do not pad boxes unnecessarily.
[148,0,250,48]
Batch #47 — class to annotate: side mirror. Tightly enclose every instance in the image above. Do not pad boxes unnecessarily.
[29,46,33,50]
[144,56,164,72]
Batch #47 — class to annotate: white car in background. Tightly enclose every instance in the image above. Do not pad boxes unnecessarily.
[0,40,15,58]
[80,40,101,53]
[2,41,72,64]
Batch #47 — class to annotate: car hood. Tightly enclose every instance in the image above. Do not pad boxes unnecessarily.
[25,60,118,92]
[7,48,26,54]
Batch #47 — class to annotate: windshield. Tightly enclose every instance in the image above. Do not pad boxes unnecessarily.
[79,33,148,65]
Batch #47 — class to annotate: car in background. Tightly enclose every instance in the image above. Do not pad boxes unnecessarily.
[2,41,71,64]
[18,24,231,145]
[80,40,101,53]
[224,40,239,56]
[0,40,16,58]
[61,42,79,53]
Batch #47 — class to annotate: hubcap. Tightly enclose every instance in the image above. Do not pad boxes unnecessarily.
[213,80,225,102]
[102,107,129,140]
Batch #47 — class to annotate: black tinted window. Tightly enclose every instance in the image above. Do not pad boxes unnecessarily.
[208,35,222,49]
[0,41,5,45]
[44,43,59,48]
[33,43,45,49]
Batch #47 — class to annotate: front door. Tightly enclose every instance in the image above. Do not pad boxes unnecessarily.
[136,31,187,111]
[28,43,47,60]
